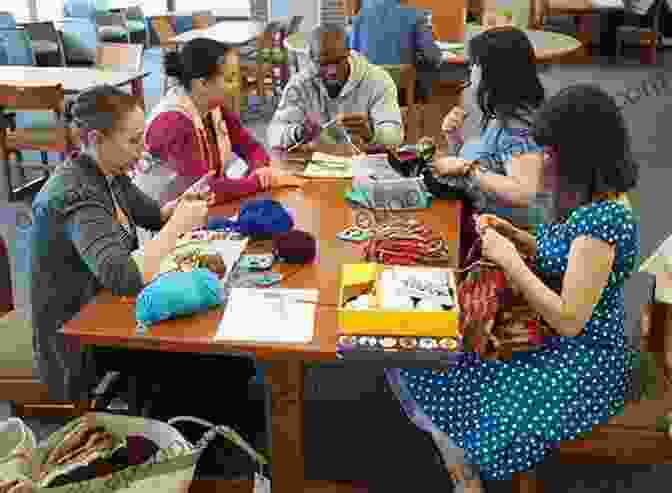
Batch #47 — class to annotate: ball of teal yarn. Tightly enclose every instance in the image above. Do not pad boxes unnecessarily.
[135,269,222,327]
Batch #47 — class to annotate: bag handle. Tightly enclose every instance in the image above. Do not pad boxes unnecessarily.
[166,417,269,474]
[0,418,36,463]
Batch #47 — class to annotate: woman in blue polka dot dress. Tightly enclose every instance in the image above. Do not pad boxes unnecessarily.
[386,84,640,492]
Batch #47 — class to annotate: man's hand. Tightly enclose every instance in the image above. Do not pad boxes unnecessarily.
[337,112,372,143]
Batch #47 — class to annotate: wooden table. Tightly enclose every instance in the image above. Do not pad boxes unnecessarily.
[170,20,264,46]
[286,24,582,64]
[0,66,148,103]
[441,24,582,63]
[62,147,462,493]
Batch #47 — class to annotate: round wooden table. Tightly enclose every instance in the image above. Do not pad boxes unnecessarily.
[286,23,582,66]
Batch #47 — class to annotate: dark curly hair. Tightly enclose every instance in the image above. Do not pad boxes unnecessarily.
[531,84,639,198]
[469,26,545,131]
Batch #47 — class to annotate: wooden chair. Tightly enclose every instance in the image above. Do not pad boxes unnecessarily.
[95,43,145,108]
[616,0,666,64]
[380,64,419,144]
[0,231,90,419]
[150,16,178,95]
[95,8,148,45]
[510,279,672,492]
[0,82,73,202]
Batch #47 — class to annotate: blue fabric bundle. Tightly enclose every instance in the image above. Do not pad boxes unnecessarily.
[207,199,294,238]
[135,269,222,330]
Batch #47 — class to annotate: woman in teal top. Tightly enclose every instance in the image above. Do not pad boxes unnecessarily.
[387,84,640,492]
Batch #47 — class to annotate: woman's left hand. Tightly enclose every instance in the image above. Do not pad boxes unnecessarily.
[480,226,521,270]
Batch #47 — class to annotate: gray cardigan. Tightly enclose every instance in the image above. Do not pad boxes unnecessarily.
[30,153,165,401]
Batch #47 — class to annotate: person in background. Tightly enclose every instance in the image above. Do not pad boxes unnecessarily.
[387,83,639,493]
[430,27,547,224]
[31,85,258,442]
[143,37,300,206]
[348,0,444,103]
[267,23,404,151]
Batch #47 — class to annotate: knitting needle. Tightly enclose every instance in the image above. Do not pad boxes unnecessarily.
[343,128,362,155]
[287,119,338,153]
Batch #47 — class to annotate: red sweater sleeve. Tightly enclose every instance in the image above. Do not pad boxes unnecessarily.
[145,111,261,203]
[221,109,270,171]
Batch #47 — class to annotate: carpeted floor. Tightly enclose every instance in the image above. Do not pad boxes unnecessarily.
[1,44,670,492]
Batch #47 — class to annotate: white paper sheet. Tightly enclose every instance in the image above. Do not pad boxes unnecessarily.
[216,288,318,343]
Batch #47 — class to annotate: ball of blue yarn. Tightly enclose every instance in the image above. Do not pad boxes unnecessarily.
[207,199,294,238]
[136,269,222,327]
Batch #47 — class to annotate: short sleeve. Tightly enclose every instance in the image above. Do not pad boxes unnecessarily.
[568,201,638,246]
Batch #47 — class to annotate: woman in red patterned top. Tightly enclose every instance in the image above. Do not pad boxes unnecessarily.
[143,37,301,205]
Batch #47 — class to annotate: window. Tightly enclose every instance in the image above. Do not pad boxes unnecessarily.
[36,0,64,21]
[3,1,31,21]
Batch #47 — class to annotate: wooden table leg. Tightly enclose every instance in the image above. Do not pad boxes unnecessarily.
[264,359,305,493]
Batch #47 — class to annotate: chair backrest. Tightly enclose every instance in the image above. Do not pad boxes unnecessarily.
[96,42,144,71]
[95,12,127,28]
[0,29,36,66]
[150,16,177,45]
[321,0,348,25]
[22,22,67,66]
[192,11,216,30]
[0,12,16,29]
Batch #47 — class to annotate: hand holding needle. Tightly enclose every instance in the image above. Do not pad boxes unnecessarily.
[287,118,337,153]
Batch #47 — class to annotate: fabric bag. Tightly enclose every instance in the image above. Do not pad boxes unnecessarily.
[0,418,37,484]
[458,235,556,360]
[0,413,268,493]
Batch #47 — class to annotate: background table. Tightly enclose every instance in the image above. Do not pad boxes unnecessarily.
[0,66,148,101]
[61,152,462,493]
[169,19,264,45]
[286,24,582,64]
[443,24,582,63]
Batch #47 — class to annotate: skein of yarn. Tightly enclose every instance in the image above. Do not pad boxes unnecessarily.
[207,199,294,239]
[273,230,317,264]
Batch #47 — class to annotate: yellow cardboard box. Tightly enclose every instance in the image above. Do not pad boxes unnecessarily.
[338,263,460,337]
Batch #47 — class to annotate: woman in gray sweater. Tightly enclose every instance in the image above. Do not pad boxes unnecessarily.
[29,85,213,403]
